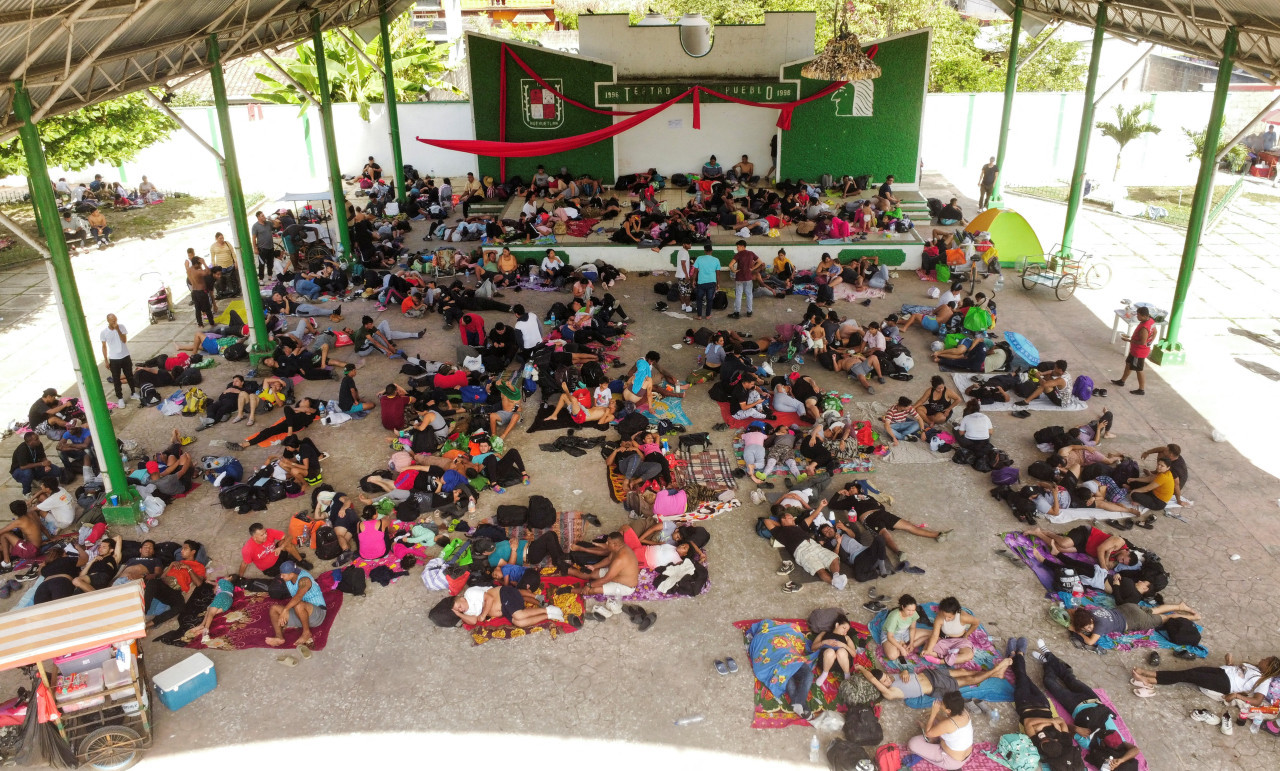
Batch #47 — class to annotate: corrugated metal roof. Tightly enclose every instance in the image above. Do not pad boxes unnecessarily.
[174,51,293,103]
[0,0,414,138]
[1015,1,1280,83]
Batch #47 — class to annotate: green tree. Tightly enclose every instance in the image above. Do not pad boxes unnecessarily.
[0,91,176,178]
[645,0,1084,92]
[1095,102,1160,181]
[1184,122,1250,173]
[253,15,455,121]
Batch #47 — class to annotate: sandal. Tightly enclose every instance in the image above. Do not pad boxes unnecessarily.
[637,611,657,632]
[1132,685,1156,698]
[298,644,313,660]
[276,655,298,667]
[714,659,729,676]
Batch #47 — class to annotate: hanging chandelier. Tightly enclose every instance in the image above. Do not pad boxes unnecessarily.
[802,4,881,82]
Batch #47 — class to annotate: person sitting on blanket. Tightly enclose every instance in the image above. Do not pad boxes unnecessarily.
[1014,360,1072,407]
[878,594,931,662]
[854,657,1012,702]
[1067,603,1201,648]
[265,561,326,647]
[932,331,989,373]
[1024,525,1139,572]
[812,614,860,686]
[764,504,850,592]
[881,396,923,445]
[623,351,682,406]
[829,481,952,556]
[452,583,580,629]
[238,522,312,579]
[924,596,981,667]
[567,531,639,597]
[907,691,974,770]
[730,371,772,420]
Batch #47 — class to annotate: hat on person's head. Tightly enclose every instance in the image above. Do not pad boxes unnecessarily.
[43,388,58,397]
[145,461,159,474]
[748,421,767,432]
[277,560,298,576]
[404,524,437,545]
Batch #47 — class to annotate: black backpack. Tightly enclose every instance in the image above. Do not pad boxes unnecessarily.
[429,595,461,627]
[548,301,570,324]
[712,289,728,310]
[615,411,649,440]
[177,368,203,386]
[842,704,883,745]
[314,526,342,560]
[218,483,266,513]
[337,567,366,596]
[259,479,288,502]
[853,174,870,191]
[224,342,248,361]
[1027,460,1057,482]
[671,173,688,187]
[667,560,708,596]
[495,505,528,527]
[666,282,680,303]
[653,281,670,295]
[527,495,556,529]
[826,739,871,770]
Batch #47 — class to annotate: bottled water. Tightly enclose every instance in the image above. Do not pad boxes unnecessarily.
[809,733,820,762]
[673,715,704,726]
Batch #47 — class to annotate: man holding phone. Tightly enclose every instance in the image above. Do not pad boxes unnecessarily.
[238,522,311,578]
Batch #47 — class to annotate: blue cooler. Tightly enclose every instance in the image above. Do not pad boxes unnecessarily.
[153,653,217,711]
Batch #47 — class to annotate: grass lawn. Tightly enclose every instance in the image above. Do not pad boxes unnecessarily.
[1007,184,1236,228]
[0,193,264,268]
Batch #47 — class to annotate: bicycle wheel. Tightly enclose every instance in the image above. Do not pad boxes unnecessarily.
[1055,274,1078,301]
[1081,262,1112,290]
[305,244,332,261]
[1021,264,1043,291]
[79,725,142,771]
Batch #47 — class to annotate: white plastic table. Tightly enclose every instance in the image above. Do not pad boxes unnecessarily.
[1111,303,1169,344]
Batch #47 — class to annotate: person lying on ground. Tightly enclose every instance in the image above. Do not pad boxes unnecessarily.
[815,521,895,582]
[1131,653,1280,706]
[572,529,691,573]
[452,584,579,628]
[226,399,320,450]
[765,505,850,591]
[265,561,326,647]
[899,300,958,334]
[855,658,1012,702]
[1024,524,1139,572]
[1067,603,1200,648]
[923,596,981,667]
[932,332,989,373]
[1003,639,1076,766]
[829,483,951,554]
[71,535,121,592]
[189,577,235,642]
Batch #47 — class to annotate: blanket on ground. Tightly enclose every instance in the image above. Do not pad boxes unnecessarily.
[165,585,343,651]
[715,398,808,429]
[950,374,1088,412]
[674,449,737,492]
[852,402,949,464]
[581,556,711,602]
[1004,532,1207,658]
[638,394,692,427]
[1048,689,1150,771]
[867,602,999,676]
[912,742,1005,771]
[733,618,876,728]
[732,437,874,477]
[526,400,614,434]
[465,574,585,646]
[832,284,887,303]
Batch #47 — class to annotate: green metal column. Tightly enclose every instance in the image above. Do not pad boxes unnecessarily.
[1061,1,1108,254]
[313,13,354,258]
[209,34,272,363]
[988,0,1022,209]
[12,83,140,524]
[379,0,407,205]
[1152,26,1238,366]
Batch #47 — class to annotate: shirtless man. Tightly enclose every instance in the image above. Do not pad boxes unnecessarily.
[0,501,44,568]
[186,252,216,326]
[568,532,639,597]
[1024,525,1138,572]
[543,390,616,426]
[853,659,1012,702]
[731,155,754,183]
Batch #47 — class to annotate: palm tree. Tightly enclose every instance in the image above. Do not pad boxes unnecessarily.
[1184,122,1251,173]
[1095,102,1161,181]
[253,15,455,121]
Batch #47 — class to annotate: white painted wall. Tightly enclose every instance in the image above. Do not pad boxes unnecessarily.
[923,89,1279,191]
[614,103,777,179]
[577,13,816,80]
[16,101,478,197]
[543,241,925,272]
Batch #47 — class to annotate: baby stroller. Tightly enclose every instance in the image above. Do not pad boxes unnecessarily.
[142,271,174,322]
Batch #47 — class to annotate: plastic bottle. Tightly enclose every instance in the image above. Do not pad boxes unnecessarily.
[988,705,1001,724]
[1250,716,1262,734]
[809,733,821,762]
[1070,577,1085,608]
[673,715,704,726]
[661,439,670,454]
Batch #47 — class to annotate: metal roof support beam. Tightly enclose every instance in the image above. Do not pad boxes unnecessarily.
[10,0,100,80]
[260,51,321,108]
[1215,93,1280,163]
[142,89,222,161]
[1062,0,1108,254]
[222,0,296,61]
[1015,21,1061,73]
[31,0,166,123]
[0,210,50,258]
[1093,43,1155,107]
[333,27,380,71]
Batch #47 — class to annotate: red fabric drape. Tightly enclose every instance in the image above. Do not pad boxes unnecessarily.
[692,87,701,130]
[502,44,643,117]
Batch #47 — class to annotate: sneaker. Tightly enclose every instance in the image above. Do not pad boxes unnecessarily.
[831,573,848,590]
[1110,379,1126,387]
[750,489,766,505]
[130,393,141,401]
[1221,712,1234,735]
[728,312,741,320]
[781,581,801,593]
[1130,389,1145,395]
[1191,709,1218,725]
[776,560,795,575]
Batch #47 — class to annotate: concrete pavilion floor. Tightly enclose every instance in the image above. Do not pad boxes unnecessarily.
[0,173,1276,770]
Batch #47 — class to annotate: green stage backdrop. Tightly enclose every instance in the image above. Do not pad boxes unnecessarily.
[780,30,929,185]
[467,35,617,184]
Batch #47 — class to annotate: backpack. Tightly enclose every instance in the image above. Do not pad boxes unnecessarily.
[218,483,266,513]
[527,495,556,529]
[755,517,773,539]
[337,567,366,595]
[259,478,288,501]
[495,505,528,527]
[666,282,681,303]
[177,368,203,386]
[989,733,1041,771]
[875,743,902,771]
[1027,460,1057,482]
[428,594,461,627]
[314,525,342,560]
[653,281,670,295]
[1072,375,1094,401]
[826,739,871,770]
[843,705,883,745]
[712,289,728,310]
[224,342,248,361]
[991,466,1020,486]
[179,387,207,416]
[1033,426,1066,446]
[853,175,871,190]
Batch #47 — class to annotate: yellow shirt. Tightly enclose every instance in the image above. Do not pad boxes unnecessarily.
[209,240,236,269]
[1152,470,1175,502]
